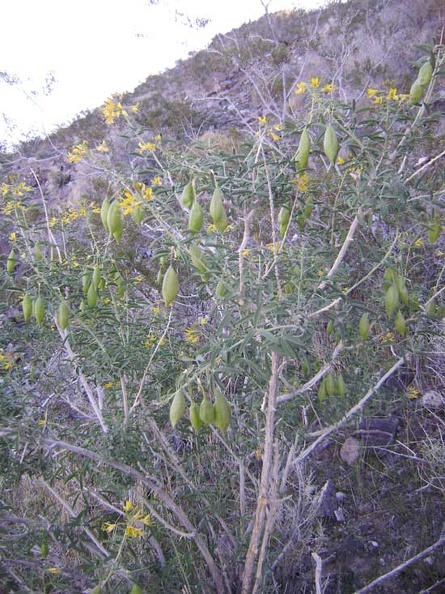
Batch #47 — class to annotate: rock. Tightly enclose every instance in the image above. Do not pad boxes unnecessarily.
[421,390,445,409]
[340,436,360,465]
[355,416,399,447]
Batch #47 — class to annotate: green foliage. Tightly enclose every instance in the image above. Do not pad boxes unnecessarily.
[0,35,444,593]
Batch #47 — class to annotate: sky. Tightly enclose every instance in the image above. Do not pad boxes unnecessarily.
[0,0,328,147]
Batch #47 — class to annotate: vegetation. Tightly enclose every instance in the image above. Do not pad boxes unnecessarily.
[0,1,444,593]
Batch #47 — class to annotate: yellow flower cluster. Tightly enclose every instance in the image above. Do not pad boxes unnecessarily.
[103,499,152,539]
[294,78,335,95]
[366,87,408,105]
[102,97,127,125]
[0,181,32,197]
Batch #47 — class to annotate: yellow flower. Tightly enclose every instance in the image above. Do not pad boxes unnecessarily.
[337,156,345,166]
[322,83,335,93]
[125,525,144,538]
[154,133,162,142]
[296,171,309,192]
[137,141,156,153]
[367,87,380,98]
[152,175,162,186]
[414,237,424,248]
[380,332,395,343]
[185,326,200,344]
[12,182,32,196]
[0,183,9,197]
[387,88,398,101]
[265,242,281,254]
[269,131,281,142]
[120,191,135,216]
[294,82,306,95]
[406,386,420,400]
[123,500,134,513]
[131,103,140,113]
[102,97,127,125]
[66,141,89,163]
[310,77,320,88]
[257,115,268,126]
[95,140,109,153]
[9,232,17,241]
[38,419,47,426]
[372,96,384,105]
[47,568,61,575]
[103,381,114,389]
[103,522,117,533]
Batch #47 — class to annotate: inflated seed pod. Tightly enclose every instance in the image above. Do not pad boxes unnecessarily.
[278,205,291,238]
[336,374,346,398]
[56,299,70,330]
[428,219,441,245]
[395,276,409,305]
[317,379,327,402]
[304,197,314,218]
[106,200,121,235]
[325,373,335,397]
[34,296,45,325]
[92,266,101,290]
[170,390,186,428]
[215,279,229,299]
[162,265,179,306]
[35,244,43,261]
[22,294,32,321]
[295,127,311,171]
[100,197,111,231]
[409,81,424,105]
[213,391,231,432]
[130,584,143,594]
[87,283,98,307]
[417,61,433,87]
[359,312,370,340]
[190,244,208,278]
[6,249,16,274]
[385,284,399,318]
[132,204,144,225]
[189,402,202,433]
[209,186,228,232]
[112,215,124,242]
[395,310,406,336]
[181,180,195,209]
[199,397,214,425]
[188,199,203,233]
[82,270,92,294]
[323,125,339,165]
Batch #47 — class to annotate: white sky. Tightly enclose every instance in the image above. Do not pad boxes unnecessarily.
[0,0,327,147]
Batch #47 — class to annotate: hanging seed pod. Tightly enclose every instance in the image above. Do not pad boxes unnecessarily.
[188,200,203,233]
[35,244,43,261]
[428,219,441,245]
[383,267,398,283]
[278,205,291,238]
[395,276,409,305]
[87,283,98,307]
[304,197,314,218]
[213,391,231,432]
[189,402,202,433]
[336,374,346,398]
[295,127,311,171]
[181,180,195,209]
[190,244,208,280]
[82,270,92,294]
[112,215,124,242]
[92,266,101,290]
[100,197,111,231]
[169,390,186,428]
[22,294,32,321]
[409,81,424,105]
[132,204,144,225]
[34,296,45,325]
[215,279,229,299]
[106,200,120,235]
[359,312,370,340]
[425,299,437,318]
[323,124,339,165]
[326,320,334,336]
[162,265,179,306]
[6,249,16,274]
[385,284,399,318]
[56,299,70,330]
[417,61,433,87]
[317,379,327,402]
[130,584,143,594]
[209,185,228,232]
[394,310,406,336]
[199,397,214,425]
[325,373,336,397]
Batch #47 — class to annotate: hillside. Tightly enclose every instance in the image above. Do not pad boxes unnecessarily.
[0,0,445,592]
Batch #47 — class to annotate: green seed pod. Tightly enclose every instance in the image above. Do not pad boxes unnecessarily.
[190,244,208,278]
[395,276,409,305]
[425,299,437,318]
[417,61,433,87]
[92,266,101,290]
[395,310,406,336]
[326,320,334,336]
[112,215,124,242]
[383,267,398,283]
[162,265,179,306]
[56,299,70,330]
[278,205,291,238]
[323,124,339,165]
[325,373,335,397]
[181,180,195,209]
[336,373,346,398]
[6,249,16,274]
[199,397,214,425]
[132,204,144,225]
[100,197,111,231]
[170,390,186,428]
[304,197,314,218]
[215,279,229,299]
[317,379,327,402]
[385,284,399,318]
[189,402,202,433]
[22,294,32,321]
[188,199,203,233]
[35,244,43,261]
[106,200,120,234]
[359,312,370,340]
[213,390,231,432]
[87,283,98,307]
[34,296,45,325]
[210,186,229,231]
[89,585,102,594]
[82,270,92,294]
[40,533,48,559]
[409,81,424,105]
[130,584,143,594]
[295,127,311,171]
[301,357,310,376]
[428,219,441,245]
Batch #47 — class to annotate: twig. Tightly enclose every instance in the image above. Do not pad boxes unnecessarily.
[354,530,445,593]
[405,149,445,182]
[318,214,360,291]
[312,552,323,594]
